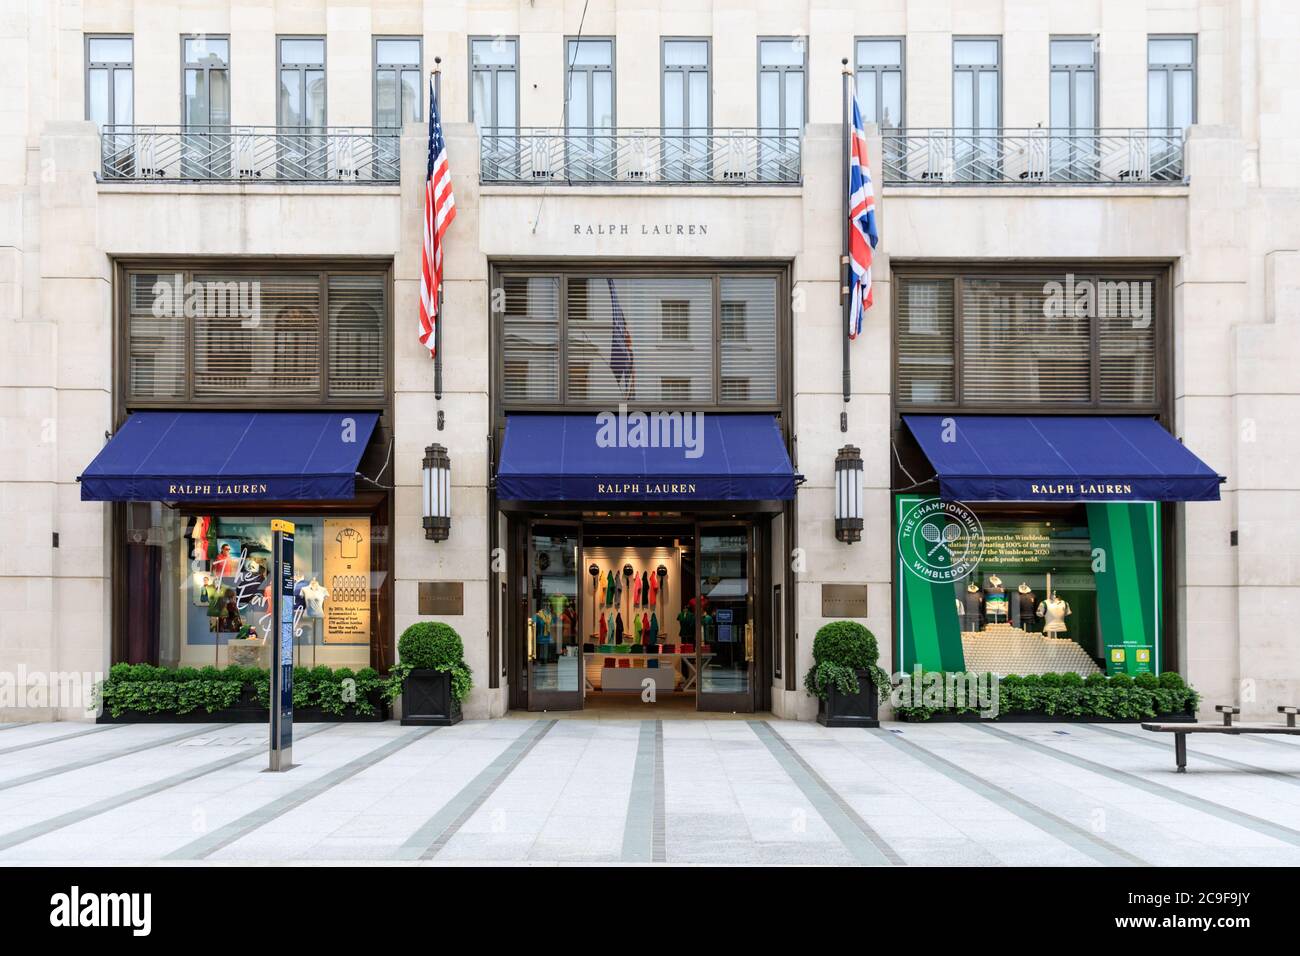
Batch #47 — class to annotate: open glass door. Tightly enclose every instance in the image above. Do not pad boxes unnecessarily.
[525,521,583,711]
[695,523,755,713]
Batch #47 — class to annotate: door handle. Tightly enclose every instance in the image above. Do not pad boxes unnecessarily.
[744,621,754,663]
[527,617,536,662]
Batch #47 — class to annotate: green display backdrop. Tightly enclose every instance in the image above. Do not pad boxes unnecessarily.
[895,495,965,672]
[1086,502,1161,674]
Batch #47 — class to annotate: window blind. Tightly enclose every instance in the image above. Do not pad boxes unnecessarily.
[960,277,1091,404]
[719,276,778,402]
[192,274,320,395]
[566,276,714,404]
[126,273,186,399]
[1099,279,1157,404]
[896,278,955,404]
[501,276,560,403]
[328,275,385,397]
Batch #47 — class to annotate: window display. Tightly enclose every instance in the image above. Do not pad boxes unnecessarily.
[143,509,376,671]
[896,496,1161,677]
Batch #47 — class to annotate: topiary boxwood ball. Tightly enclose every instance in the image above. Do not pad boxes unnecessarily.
[398,621,466,670]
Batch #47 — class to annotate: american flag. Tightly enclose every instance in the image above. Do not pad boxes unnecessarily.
[420,78,456,357]
[847,93,878,340]
[607,278,635,399]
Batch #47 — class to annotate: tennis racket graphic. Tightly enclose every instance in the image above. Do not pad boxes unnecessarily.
[921,522,963,558]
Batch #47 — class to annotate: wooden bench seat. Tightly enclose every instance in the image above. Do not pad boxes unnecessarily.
[1142,705,1300,771]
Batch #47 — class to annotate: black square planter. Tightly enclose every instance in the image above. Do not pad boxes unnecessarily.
[400,668,463,726]
[817,668,880,728]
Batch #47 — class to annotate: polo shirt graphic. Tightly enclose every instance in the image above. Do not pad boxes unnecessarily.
[335,527,364,559]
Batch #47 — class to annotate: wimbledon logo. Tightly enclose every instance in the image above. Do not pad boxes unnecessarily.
[897,497,985,583]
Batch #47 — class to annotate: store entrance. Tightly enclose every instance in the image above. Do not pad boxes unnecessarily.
[512,516,762,714]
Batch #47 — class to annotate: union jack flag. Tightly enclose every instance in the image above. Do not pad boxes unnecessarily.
[607,278,635,400]
[847,93,878,340]
[419,78,456,357]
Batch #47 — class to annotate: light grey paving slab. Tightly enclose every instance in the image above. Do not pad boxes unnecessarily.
[394,719,555,860]
[971,722,1300,849]
[868,727,1146,866]
[748,720,902,866]
[0,723,33,733]
[1082,722,1300,783]
[0,722,338,854]
[165,725,439,860]
[0,723,120,756]
[0,723,230,793]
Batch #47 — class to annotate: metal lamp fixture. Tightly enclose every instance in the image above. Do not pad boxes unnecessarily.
[834,444,864,543]
[422,443,451,541]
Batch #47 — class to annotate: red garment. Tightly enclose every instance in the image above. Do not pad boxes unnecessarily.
[647,572,659,605]
[641,613,650,642]
[632,574,643,606]
[618,659,631,669]
[598,613,608,640]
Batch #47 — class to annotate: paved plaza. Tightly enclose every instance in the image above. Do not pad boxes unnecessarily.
[0,717,1297,866]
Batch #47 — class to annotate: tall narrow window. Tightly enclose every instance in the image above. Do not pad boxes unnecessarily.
[758,38,804,182]
[854,38,903,130]
[470,36,518,178]
[565,37,614,180]
[86,35,133,129]
[1049,37,1097,181]
[182,36,230,178]
[1147,35,1194,180]
[374,37,421,128]
[278,37,326,179]
[953,37,1001,181]
[662,39,710,181]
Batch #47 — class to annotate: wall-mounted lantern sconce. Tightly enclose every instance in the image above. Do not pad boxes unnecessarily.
[422,443,451,541]
[834,444,863,544]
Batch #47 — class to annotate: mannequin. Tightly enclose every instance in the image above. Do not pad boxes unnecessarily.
[1015,583,1038,632]
[302,577,329,618]
[1037,593,1072,634]
[961,583,984,629]
[983,574,1008,624]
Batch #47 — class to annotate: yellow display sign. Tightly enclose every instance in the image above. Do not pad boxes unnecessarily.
[1111,648,1126,663]
[270,519,295,533]
[1136,648,1151,663]
[323,517,371,645]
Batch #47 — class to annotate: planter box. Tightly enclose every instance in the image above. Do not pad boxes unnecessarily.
[817,669,880,728]
[96,685,389,723]
[400,668,463,726]
[898,708,1197,724]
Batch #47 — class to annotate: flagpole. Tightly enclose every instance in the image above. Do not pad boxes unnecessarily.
[840,58,851,432]
[433,59,444,419]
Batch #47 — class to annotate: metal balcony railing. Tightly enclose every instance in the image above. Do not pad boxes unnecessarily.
[478,127,802,185]
[99,125,401,182]
[881,128,1187,185]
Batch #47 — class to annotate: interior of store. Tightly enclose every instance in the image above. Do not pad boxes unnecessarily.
[524,522,755,710]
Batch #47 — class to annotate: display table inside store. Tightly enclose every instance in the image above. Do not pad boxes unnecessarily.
[583,647,715,694]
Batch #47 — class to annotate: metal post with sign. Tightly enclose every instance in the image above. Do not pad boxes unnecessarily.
[269,519,294,771]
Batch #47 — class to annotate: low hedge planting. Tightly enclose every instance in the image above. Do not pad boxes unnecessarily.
[893,669,1198,721]
[98,662,389,718]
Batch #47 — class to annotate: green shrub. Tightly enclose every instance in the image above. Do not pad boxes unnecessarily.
[1109,672,1134,688]
[802,621,891,703]
[1084,672,1109,687]
[1134,672,1159,689]
[1039,672,1063,688]
[388,622,473,702]
[1060,671,1085,687]
[1158,671,1186,690]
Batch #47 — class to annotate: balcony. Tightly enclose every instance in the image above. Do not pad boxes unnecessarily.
[881,128,1186,186]
[478,127,802,185]
[99,125,401,183]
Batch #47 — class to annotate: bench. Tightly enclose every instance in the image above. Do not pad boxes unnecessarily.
[1142,705,1300,772]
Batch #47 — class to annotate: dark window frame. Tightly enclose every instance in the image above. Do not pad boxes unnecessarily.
[854,35,905,129]
[491,263,790,414]
[757,35,808,132]
[115,260,392,411]
[952,35,1002,129]
[373,35,423,129]
[468,34,520,130]
[85,33,134,128]
[564,35,616,130]
[890,263,1170,416]
[1147,33,1197,129]
[276,35,327,128]
[1049,35,1099,131]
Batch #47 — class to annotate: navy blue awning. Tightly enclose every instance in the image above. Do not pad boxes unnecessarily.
[496,414,798,502]
[903,414,1223,503]
[79,411,379,501]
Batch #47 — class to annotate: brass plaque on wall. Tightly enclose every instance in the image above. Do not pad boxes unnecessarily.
[821,584,868,618]
[419,581,464,616]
